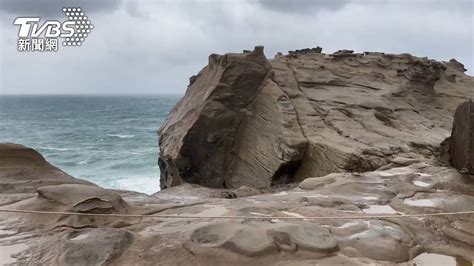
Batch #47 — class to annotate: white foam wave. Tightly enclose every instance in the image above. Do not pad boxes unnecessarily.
[88,175,160,195]
[40,147,77,151]
[107,134,135,139]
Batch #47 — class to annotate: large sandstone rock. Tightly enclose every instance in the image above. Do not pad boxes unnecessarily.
[159,47,474,189]
[158,46,273,189]
[450,99,473,174]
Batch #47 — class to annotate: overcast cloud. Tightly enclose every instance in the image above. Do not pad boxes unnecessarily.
[0,0,472,94]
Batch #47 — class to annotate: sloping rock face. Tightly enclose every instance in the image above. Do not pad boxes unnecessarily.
[450,100,474,174]
[159,47,273,188]
[0,143,150,229]
[159,47,474,189]
[0,143,94,195]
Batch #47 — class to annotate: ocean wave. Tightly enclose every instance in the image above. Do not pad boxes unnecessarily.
[78,173,160,195]
[113,176,160,195]
[107,134,135,139]
[130,148,157,155]
[39,147,78,151]
[3,95,177,194]
[109,161,147,170]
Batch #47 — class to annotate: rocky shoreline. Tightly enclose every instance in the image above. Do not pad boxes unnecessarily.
[1,47,473,265]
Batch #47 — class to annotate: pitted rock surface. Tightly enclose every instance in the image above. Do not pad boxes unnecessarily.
[1,143,474,265]
[267,222,338,256]
[333,220,416,263]
[190,221,337,258]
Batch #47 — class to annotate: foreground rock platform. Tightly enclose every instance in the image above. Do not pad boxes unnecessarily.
[1,143,473,265]
[159,47,474,189]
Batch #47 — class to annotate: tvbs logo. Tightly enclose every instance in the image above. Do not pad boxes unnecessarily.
[14,7,94,52]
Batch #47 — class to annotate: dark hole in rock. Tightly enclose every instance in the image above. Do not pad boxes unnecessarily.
[271,160,302,186]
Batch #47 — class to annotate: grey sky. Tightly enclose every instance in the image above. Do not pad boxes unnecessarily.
[0,0,472,95]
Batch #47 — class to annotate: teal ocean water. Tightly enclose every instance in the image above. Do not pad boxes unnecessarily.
[0,95,180,194]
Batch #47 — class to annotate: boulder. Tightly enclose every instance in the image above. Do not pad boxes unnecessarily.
[449,99,474,174]
[37,184,128,213]
[158,46,273,189]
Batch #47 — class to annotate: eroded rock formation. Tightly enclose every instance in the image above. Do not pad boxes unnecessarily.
[1,47,473,265]
[1,143,474,265]
[159,46,474,189]
[450,100,474,174]
[158,47,272,189]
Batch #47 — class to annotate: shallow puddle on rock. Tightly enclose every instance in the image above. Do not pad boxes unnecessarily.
[375,171,397,177]
[70,233,90,241]
[0,243,28,264]
[193,206,228,217]
[304,194,330,198]
[412,253,473,266]
[281,211,306,218]
[244,198,263,204]
[336,221,360,229]
[413,180,431,188]
[271,191,289,196]
[376,167,413,177]
[403,198,436,207]
[417,173,432,178]
[362,205,398,214]
[362,196,378,200]
[140,220,210,236]
[249,212,271,217]
[171,206,229,219]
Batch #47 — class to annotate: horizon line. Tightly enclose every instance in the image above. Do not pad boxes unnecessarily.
[0,93,184,96]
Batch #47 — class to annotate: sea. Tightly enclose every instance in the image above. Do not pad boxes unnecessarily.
[0,95,180,194]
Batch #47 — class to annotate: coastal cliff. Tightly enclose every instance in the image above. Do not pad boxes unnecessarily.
[1,47,474,265]
[158,46,474,189]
